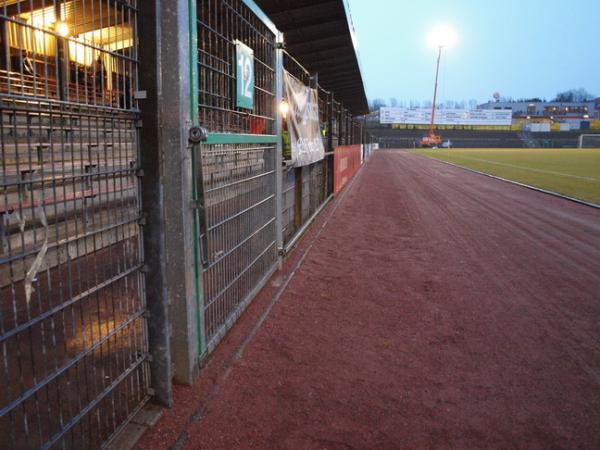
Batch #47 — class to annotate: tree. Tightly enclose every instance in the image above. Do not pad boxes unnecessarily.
[389,97,398,107]
[553,88,595,102]
[516,97,542,102]
[369,98,387,112]
[444,100,455,109]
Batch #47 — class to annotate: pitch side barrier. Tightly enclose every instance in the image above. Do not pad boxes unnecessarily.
[362,142,378,160]
[334,145,362,195]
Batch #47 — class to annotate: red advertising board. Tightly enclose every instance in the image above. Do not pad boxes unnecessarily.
[333,145,362,195]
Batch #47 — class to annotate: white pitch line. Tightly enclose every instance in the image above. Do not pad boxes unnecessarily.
[444,154,600,183]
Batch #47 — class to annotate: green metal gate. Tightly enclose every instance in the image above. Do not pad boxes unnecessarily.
[192,0,281,355]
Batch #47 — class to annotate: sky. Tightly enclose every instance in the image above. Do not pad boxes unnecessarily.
[347,0,600,105]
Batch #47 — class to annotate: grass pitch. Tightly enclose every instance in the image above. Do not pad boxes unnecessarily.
[413,148,600,205]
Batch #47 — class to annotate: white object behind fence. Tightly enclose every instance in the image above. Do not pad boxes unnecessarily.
[578,134,600,148]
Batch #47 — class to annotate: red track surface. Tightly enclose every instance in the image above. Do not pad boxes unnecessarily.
[137,150,600,449]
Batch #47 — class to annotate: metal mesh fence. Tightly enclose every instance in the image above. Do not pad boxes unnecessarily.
[0,1,148,448]
[197,0,275,134]
[308,159,325,216]
[282,51,309,86]
[281,166,296,243]
[196,0,278,352]
[198,142,277,350]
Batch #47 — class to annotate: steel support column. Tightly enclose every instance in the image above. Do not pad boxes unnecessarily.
[138,0,173,405]
[0,20,7,70]
[275,35,284,260]
[328,92,334,152]
[139,0,199,387]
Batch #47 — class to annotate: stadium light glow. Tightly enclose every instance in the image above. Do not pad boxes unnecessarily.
[55,21,69,37]
[279,99,289,118]
[427,25,457,48]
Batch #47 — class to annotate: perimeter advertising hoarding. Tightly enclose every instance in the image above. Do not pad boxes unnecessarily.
[380,108,512,126]
[333,145,362,195]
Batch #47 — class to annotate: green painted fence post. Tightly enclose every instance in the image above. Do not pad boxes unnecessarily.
[189,0,206,357]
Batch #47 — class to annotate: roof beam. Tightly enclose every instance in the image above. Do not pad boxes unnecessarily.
[283,19,348,44]
[268,2,341,30]
[299,54,357,69]
[289,42,352,59]
[258,0,338,16]
[4,0,47,17]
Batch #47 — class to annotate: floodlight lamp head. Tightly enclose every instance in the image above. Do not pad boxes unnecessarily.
[427,25,457,49]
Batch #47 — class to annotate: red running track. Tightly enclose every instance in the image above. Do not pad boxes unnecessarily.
[137,150,600,449]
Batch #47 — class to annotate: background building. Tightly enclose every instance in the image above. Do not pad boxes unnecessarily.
[478,100,599,120]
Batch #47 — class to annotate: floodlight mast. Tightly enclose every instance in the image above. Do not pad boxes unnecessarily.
[421,44,443,147]
[429,46,442,139]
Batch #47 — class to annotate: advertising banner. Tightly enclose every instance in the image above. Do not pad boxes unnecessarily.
[380,108,512,126]
[334,145,362,195]
[284,71,325,167]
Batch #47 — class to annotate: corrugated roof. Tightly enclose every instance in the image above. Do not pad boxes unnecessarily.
[254,0,368,115]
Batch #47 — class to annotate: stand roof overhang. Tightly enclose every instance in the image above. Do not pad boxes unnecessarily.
[255,0,369,115]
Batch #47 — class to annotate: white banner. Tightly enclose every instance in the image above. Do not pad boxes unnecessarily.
[284,71,325,167]
[379,108,512,126]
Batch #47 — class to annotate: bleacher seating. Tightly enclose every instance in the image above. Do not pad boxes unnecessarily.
[0,68,129,108]
[0,95,138,289]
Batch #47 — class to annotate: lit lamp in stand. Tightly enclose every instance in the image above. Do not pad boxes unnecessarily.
[279,99,289,119]
[55,21,69,37]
